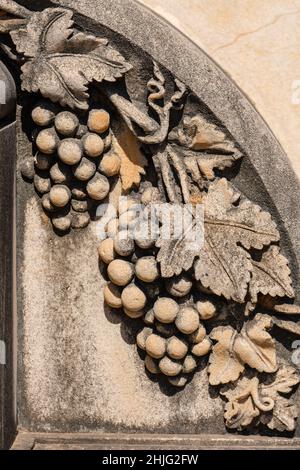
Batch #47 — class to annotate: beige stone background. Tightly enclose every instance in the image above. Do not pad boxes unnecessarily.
[138,0,300,180]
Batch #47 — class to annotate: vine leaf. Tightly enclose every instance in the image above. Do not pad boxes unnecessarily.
[208,314,277,386]
[260,365,300,432]
[112,122,147,191]
[221,365,299,431]
[168,115,243,183]
[261,364,300,397]
[184,151,242,181]
[221,377,262,430]
[188,178,278,301]
[208,326,245,386]
[249,245,294,304]
[271,317,300,336]
[157,179,279,300]
[260,397,298,432]
[10,8,131,109]
[169,115,239,154]
[156,204,203,277]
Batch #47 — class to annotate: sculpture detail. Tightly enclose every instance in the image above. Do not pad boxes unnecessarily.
[1,1,299,434]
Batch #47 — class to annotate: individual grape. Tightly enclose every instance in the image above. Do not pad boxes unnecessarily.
[121,283,146,312]
[20,158,35,180]
[106,218,119,238]
[145,334,166,359]
[153,297,179,324]
[71,199,88,213]
[196,300,216,320]
[166,336,188,360]
[145,355,160,374]
[31,101,57,127]
[71,212,91,229]
[135,256,159,283]
[135,236,156,250]
[54,111,79,136]
[182,355,197,373]
[88,109,110,134]
[159,356,182,376]
[50,162,72,184]
[107,259,134,286]
[191,338,212,357]
[124,308,144,319]
[175,307,199,334]
[73,157,96,181]
[41,193,56,212]
[82,132,104,158]
[104,282,122,309]
[114,231,135,257]
[99,152,121,177]
[36,128,59,154]
[49,185,71,208]
[51,213,72,232]
[86,173,110,200]
[189,324,206,344]
[34,174,51,194]
[98,238,116,264]
[134,214,157,249]
[35,152,53,171]
[165,274,192,298]
[136,327,153,350]
[168,375,188,388]
[58,138,83,165]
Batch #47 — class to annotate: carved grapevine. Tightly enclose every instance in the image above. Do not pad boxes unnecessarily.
[1,1,300,435]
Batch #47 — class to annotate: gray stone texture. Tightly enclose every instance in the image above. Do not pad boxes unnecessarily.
[14,0,300,439]
[0,62,16,449]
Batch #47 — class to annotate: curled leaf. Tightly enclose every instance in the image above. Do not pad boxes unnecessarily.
[260,396,298,432]
[221,365,299,432]
[169,115,238,154]
[221,377,269,430]
[208,314,277,386]
[234,314,277,374]
[208,326,245,386]
[260,364,300,397]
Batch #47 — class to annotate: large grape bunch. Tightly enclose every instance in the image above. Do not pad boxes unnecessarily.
[99,192,217,388]
[20,100,120,232]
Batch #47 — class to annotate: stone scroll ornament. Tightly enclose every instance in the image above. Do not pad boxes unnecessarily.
[1,1,300,434]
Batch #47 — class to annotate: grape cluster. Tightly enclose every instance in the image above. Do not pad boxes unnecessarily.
[99,194,217,388]
[20,100,120,232]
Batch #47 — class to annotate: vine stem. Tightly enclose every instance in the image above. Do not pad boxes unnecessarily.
[0,0,32,19]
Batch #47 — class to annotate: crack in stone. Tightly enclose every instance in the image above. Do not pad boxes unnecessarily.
[213,8,300,52]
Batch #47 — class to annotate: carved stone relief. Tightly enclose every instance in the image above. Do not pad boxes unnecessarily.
[1,0,300,437]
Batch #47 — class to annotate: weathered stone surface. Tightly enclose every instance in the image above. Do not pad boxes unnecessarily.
[2,0,298,442]
[0,62,16,450]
